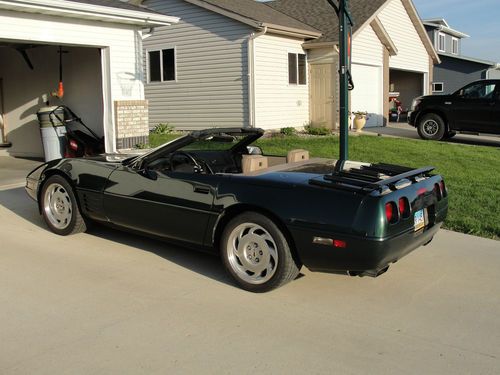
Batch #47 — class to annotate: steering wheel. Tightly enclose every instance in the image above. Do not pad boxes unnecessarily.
[170,151,213,174]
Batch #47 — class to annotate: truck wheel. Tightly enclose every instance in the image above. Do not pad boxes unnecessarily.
[417,114,446,140]
[40,175,88,236]
[221,212,300,292]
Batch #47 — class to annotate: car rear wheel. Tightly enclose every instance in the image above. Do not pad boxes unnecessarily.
[41,175,88,236]
[417,113,446,140]
[221,212,300,292]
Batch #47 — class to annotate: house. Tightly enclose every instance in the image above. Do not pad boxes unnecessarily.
[268,0,440,126]
[141,0,321,131]
[423,18,500,94]
[140,0,438,131]
[0,0,178,158]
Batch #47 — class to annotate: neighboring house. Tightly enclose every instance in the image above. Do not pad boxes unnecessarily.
[141,0,321,130]
[268,0,440,127]
[423,18,500,94]
[141,0,438,130]
[0,0,178,158]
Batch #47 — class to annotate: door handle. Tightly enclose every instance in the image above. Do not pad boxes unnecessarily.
[193,186,210,194]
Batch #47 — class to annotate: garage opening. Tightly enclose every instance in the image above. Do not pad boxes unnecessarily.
[389,69,424,122]
[0,42,103,158]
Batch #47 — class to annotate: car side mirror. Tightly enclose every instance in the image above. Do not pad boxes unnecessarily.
[139,167,158,181]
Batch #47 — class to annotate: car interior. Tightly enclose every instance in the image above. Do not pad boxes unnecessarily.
[145,132,312,176]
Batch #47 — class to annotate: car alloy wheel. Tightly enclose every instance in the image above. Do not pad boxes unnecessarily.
[43,182,73,230]
[422,119,439,137]
[40,175,88,236]
[221,212,301,292]
[226,222,278,285]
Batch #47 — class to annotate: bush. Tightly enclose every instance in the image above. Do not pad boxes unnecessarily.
[135,143,149,149]
[304,125,331,136]
[151,123,174,135]
[280,127,297,136]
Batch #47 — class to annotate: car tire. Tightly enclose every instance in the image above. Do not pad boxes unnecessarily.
[417,113,446,140]
[40,175,88,236]
[220,212,300,292]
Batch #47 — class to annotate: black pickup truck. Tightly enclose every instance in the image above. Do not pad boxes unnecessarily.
[408,79,500,140]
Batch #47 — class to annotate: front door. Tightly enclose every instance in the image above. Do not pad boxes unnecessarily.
[452,81,497,133]
[310,63,335,129]
[103,166,217,246]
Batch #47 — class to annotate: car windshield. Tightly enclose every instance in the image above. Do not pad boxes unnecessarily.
[180,133,250,152]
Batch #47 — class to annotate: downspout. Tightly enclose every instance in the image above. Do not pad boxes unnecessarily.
[248,26,267,128]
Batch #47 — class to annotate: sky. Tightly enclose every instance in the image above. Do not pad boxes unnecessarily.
[412,0,500,62]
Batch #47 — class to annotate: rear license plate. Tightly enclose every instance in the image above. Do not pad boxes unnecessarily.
[414,209,426,231]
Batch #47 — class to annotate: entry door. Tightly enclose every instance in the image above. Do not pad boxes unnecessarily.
[310,64,335,128]
[103,166,217,246]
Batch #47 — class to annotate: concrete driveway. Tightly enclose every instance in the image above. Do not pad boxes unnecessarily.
[364,122,500,147]
[0,160,499,374]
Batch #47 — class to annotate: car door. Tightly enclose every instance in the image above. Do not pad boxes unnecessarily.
[103,165,219,246]
[491,88,500,134]
[452,81,497,132]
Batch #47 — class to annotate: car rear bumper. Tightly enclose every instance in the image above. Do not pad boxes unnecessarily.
[289,221,442,275]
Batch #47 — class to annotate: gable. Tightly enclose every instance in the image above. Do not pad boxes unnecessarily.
[377,0,432,71]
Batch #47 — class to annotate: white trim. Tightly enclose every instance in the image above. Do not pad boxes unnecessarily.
[287,52,307,86]
[101,47,115,153]
[248,27,268,128]
[0,0,179,26]
[438,32,446,52]
[451,37,459,55]
[432,82,444,93]
[146,46,177,84]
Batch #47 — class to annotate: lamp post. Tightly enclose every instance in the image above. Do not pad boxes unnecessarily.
[328,0,354,161]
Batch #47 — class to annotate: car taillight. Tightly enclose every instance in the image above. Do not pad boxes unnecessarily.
[386,202,397,224]
[69,139,79,151]
[398,197,410,218]
[439,181,446,197]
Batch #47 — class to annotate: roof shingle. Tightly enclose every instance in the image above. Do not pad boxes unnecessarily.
[188,0,321,35]
[266,0,388,44]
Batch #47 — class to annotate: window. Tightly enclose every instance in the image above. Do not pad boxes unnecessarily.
[452,37,459,55]
[432,82,444,93]
[288,53,307,85]
[438,32,446,52]
[459,82,496,100]
[148,48,176,82]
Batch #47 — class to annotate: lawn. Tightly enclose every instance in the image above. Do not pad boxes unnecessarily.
[149,133,500,240]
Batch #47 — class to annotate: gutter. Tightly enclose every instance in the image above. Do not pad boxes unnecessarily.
[0,0,179,26]
[247,26,267,128]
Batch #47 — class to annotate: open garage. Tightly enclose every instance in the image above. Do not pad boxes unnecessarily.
[389,69,425,115]
[0,0,177,158]
[0,44,104,157]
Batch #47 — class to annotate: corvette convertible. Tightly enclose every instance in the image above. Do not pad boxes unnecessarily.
[26,128,448,292]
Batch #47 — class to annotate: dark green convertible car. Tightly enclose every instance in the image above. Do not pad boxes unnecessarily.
[26,128,448,292]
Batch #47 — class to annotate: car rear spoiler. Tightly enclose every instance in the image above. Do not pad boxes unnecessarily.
[309,162,435,194]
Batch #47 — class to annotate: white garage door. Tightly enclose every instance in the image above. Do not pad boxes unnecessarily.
[350,64,383,127]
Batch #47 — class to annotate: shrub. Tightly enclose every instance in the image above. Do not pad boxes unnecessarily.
[135,143,149,149]
[304,125,331,136]
[280,127,297,136]
[151,123,175,135]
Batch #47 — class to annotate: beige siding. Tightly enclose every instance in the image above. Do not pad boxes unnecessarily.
[352,25,384,67]
[254,34,309,130]
[378,0,429,73]
[143,0,252,129]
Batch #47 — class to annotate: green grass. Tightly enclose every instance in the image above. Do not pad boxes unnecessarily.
[150,133,500,240]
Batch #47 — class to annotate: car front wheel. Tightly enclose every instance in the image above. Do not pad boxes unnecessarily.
[417,113,446,140]
[221,212,300,292]
[41,175,88,236]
